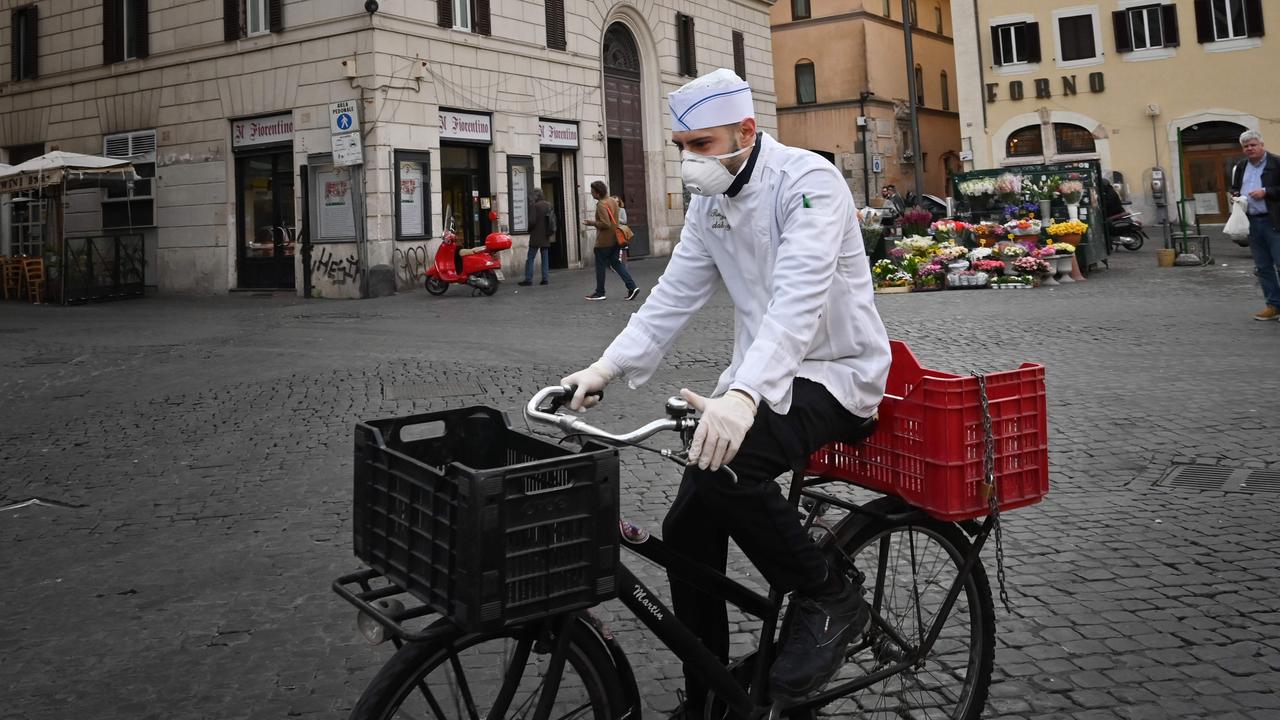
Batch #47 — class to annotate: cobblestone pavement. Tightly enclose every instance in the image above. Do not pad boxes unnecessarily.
[2,239,1279,720]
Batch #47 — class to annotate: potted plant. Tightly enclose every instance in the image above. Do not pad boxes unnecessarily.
[1003,218,1043,238]
[1058,175,1084,219]
[1025,175,1061,221]
[972,258,1006,276]
[1012,255,1053,285]
[915,260,946,291]
[897,206,933,238]
[875,270,914,294]
[994,172,1023,205]
[930,220,969,245]
[992,274,1035,289]
[971,221,1006,247]
[1046,219,1088,246]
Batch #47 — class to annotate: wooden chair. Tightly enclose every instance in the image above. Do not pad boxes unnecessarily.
[1,256,24,300]
[23,257,45,304]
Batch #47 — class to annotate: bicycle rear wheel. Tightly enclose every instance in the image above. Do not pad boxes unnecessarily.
[822,511,994,720]
[349,613,627,720]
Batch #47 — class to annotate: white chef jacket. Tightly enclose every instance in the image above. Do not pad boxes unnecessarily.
[601,133,891,417]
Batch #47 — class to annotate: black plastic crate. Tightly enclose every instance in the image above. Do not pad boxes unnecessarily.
[353,406,620,633]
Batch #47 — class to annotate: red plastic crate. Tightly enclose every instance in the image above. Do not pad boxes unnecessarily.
[807,341,1049,521]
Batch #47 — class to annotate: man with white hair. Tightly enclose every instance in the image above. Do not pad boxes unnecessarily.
[1230,129,1280,320]
[561,69,890,711]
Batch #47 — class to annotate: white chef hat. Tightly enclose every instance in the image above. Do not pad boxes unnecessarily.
[668,69,755,132]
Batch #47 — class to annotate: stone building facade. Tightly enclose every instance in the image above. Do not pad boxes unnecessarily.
[770,0,962,208]
[1,0,775,297]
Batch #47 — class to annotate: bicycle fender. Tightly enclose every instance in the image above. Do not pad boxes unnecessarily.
[579,611,642,719]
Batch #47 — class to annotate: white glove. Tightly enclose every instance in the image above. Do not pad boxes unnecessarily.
[681,388,757,471]
[560,361,616,411]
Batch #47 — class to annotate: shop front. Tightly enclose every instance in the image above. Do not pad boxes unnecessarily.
[439,110,493,247]
[231,114,297,290]
[538,119,580,269]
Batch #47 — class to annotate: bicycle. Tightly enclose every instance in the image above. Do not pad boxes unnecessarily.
[334,343,1049,720]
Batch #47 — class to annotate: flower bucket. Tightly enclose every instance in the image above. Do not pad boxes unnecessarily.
[1157,248,1176,268]
[1058,233,1082,246]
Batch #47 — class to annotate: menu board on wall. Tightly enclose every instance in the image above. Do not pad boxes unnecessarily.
[399,161,425,236]
[510,164,529,233]
[318,167,357,239]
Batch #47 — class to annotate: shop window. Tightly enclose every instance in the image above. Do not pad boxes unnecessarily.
[991,22,1041,65]
[102,130,157,229]
[1006,126,1043,157]
[795,60,816,105]
[1054,124,1096,154]
[732,31,746,80]
[1200,0,1259,41]
[1057,13,1098,62]
[394,151,431,240]
[914,64,924,106]
[676,12,697,76]
[792,0,810,21]
[940,70,949,110]
[104,0,149,63]
[1115,4,1181,52]
[224,0,282,40]
[10,5,38,81]
[545,0,565,50]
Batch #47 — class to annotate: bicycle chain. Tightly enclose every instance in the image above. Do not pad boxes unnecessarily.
[977,374,1012,612]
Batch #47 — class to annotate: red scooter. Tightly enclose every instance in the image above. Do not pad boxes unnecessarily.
[425,212,512,296]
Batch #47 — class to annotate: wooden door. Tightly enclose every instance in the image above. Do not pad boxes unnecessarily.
[1183,146,1239,224]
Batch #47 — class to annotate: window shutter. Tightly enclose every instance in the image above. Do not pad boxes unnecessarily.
[19,6,38,79]
[474,0,491,35]
[103,1,121,64]
[1245,0,1265,37]
[437,0,452,28]
[1161,4,1180,46]
[134,0,150,58]
[1112,11,1132,53]
[224,0,241,41]
[268,0,283,33]
[732,31,746,80]
[10,10,19,81]
[1024,22,1041,63]
[546,0,566,50]
[676,13,697,76]
[1193,0,1213,43]
[990,26,1004,65]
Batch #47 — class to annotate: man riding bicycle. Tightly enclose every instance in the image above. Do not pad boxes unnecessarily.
[562,68,891,714]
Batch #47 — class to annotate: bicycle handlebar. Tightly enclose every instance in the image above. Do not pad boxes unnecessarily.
[525,385,697,445]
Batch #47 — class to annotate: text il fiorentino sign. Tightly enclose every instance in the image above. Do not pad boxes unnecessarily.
[439,110,492,143]
[232,114,295,148]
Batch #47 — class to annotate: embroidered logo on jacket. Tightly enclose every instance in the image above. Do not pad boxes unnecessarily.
[710,208,732,230]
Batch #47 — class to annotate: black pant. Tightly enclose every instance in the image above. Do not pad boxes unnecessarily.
[661,378,874,709]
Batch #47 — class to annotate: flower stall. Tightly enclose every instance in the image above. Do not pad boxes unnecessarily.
[950,160,1109,273]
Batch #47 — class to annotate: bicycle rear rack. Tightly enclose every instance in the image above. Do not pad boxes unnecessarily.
[332,569,460,643]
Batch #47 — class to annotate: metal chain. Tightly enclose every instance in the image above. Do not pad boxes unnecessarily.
[977,374,1011,612]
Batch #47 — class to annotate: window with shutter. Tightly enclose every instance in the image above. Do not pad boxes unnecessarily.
[1243,0,1265,37]
[102,130,158,229]
[732,31,746,80]
[992,22,1034,65]
[1057,14,1097,62]
[676,13,697,77]
[437,0,453,29]
[791,0,810,22]
[268,0,282,33]
[134,0,150,57]
[247,0,268,35]
[474,0,490,35]
[224,0,242,41]
[11,6,38,81]
[940,70,949,110]
[913,64,924,106]
[795,60,815,105]
[104,0,123,65]
[1208,0,1248,40]
[546,0,566,50]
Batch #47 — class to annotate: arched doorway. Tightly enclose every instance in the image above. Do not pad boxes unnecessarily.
[602,23,649,257]
[1180,120,1246,223]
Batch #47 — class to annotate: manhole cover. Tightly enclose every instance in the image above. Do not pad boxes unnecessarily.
[1156,463,1280,494]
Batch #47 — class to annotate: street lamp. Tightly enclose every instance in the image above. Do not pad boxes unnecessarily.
[858,90,875,209]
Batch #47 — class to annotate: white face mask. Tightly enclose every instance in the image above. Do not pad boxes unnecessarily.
[681,144,753,196]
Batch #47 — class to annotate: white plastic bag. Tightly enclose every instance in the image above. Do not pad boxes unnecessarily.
[1224,195,1250,237]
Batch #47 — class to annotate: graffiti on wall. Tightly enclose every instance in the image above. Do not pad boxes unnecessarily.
[313,247,361,284]
[393,245,430,289]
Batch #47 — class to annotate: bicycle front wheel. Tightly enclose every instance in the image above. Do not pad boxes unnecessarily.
[349,613,627,720]
[824,513,995,720]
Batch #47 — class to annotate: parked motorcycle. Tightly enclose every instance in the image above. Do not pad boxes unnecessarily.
[425,210,512,296]
[1107,211,1146,252]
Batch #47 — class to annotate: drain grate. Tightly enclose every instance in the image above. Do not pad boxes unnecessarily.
[1156,464,1280,494]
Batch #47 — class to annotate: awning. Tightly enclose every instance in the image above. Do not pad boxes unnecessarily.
[0,151,138,193]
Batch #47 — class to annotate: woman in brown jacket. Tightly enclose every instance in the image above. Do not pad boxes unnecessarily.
[582,180,640,301]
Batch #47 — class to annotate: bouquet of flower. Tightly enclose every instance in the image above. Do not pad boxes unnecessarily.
[968,247,994,261]
[994,173,1023,198]
[974,221,1005,236]
[1033,245,1059,258]
[972,259,1005,274]
[1013,256,1051,275]
[897,206,934,238]
[1047,219,1088,237]
[930,220,969,243]
[1025,175,1061,201]
[879,271,913,288]
[895,235,937,258]
[858,207,885,228]
[1049,242,1077,254]
[936,243,969,263]
[872,259,897,281]
[1004,218,1042,236]
[958,178,996,197]
[1002,201,1041,221]
[999,243,1028,259]
[1058,179,1084,204]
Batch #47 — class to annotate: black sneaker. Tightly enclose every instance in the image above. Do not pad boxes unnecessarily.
[540,279,549,285]
[517,280,533,286]
[769,574,870,701]
[625,287,642,301]
[584,293,607,301]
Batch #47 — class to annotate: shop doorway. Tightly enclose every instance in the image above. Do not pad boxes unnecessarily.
[1180,121,1247,224]
[440,144,491,247]
[540,151,574,269]
[602,23,649,257]
[235,149,296,289]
